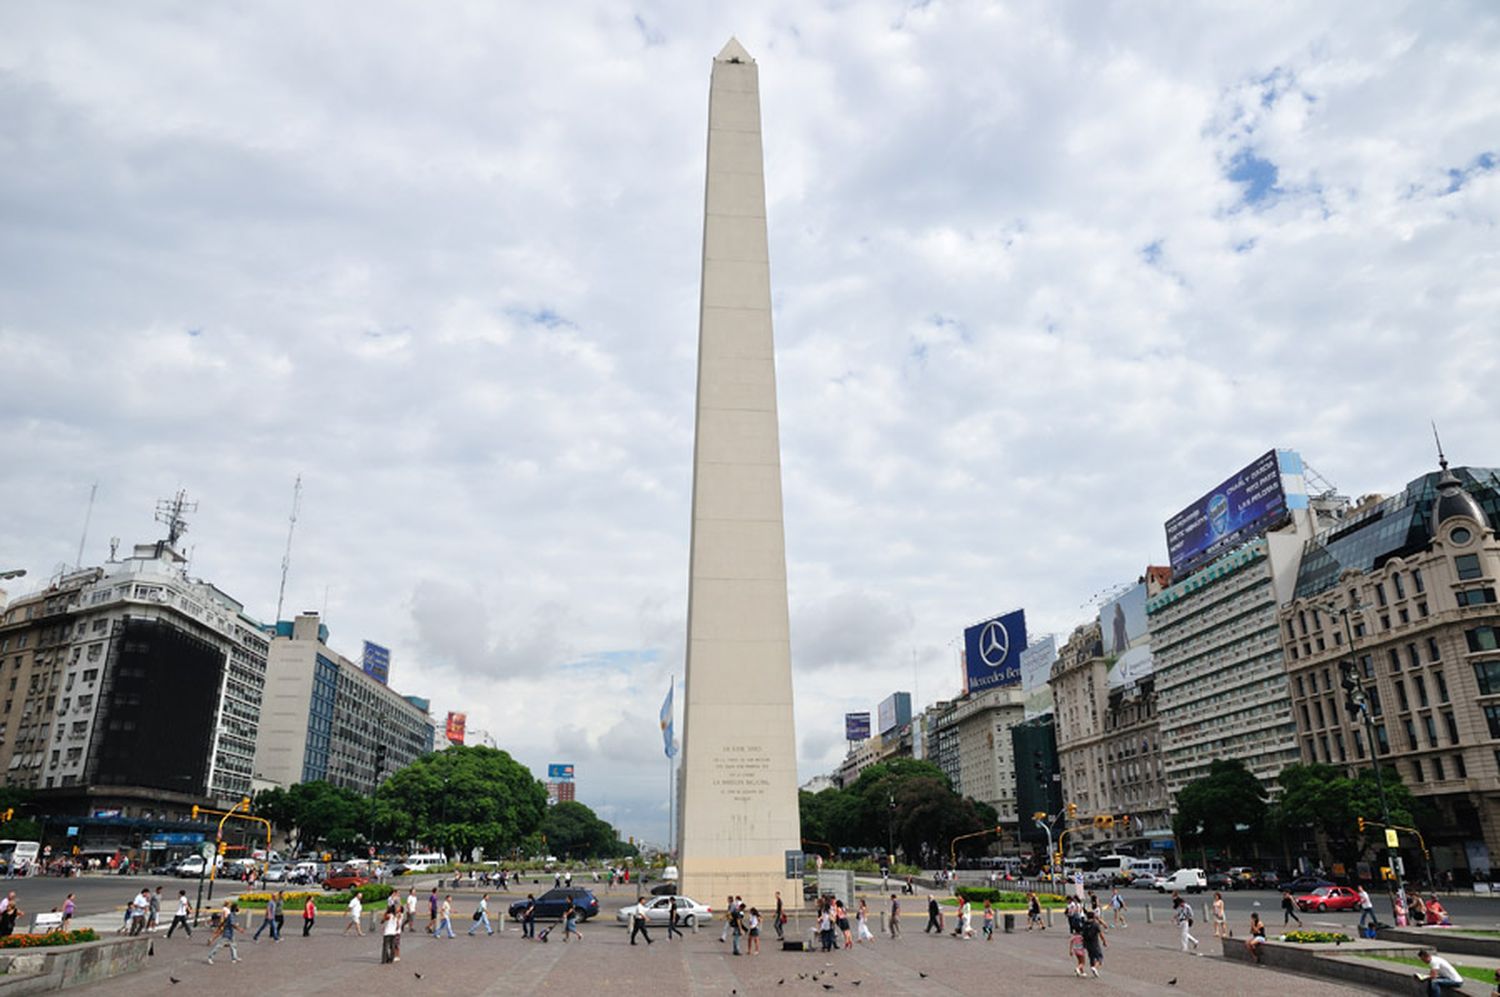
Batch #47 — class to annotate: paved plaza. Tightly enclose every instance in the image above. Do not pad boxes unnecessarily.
[71,904,1375,996]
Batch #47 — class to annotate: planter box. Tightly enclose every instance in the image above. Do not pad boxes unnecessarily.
[0,937,149,995]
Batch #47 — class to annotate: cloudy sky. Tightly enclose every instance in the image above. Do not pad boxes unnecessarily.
[2,2,1496,845]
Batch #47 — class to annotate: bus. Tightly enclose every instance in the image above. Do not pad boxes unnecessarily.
[0,840,41,876]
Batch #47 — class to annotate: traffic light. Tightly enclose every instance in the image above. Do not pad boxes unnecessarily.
[1121,814,1131,831]
[1,809,11,822]
[191,805,200,820]
[1093,815,1115,831]
[1067,802,1078,819]
[1339,661,1364,718]
[217,841,227,855]
[1033,811,1048,822]
[1053,851,1063,868]
[1357,816,1366,834]
[375,744,388,776]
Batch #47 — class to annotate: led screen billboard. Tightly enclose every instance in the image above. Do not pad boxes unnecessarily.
[547,763,575,781]
[1099,583,1149,657]
[845,712,872,741]
[362,640,391,685]
[962,608,1028,694]
[1164,449,1288,578]
[445,711,466,745]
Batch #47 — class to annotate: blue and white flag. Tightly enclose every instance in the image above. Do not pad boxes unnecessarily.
[660,679,676,758]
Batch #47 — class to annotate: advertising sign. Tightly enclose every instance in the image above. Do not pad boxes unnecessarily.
[963,608,1028,693]
[844,712,872,741]
[1164,449,1288,578]
[444,711,466,746]
[877,692,912,735]
[361,641,391,686]
[1099,583,1149,657]
[547,763,575,781]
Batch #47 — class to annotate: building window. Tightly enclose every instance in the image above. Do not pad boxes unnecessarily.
[1393,573,1406,599]
[1436,671,1449,703]
[1407,644,1421,668]
[1424,714,1438,747]
[1444,711,1459,744]
[1355,621,1367,639]
[1474,661,1500,694]
[1360,654,1374,679]
[1389,649,1402,673]
[1381,614,1391,630]
[1411,758,1423,781]
[1376,584,1388,607]
[1314,701,1326,727]
[1468,628,1500,653]
[1318,735,1330,762]
[1300,704,1312,729]
[1334,732,1346,762]
[1418,601,1429,618]
[1403,719,1418,750]
[1322,669,1332,692]
[1415,676,1429,708]
[1485,707,1500,739]
[1455,754,1467,778]
[1395,681,1410,712]
[1316,637,1326,652]
[1413,568,1425,594]
[1296,676,1305,697]
[1299,611,1308,635]
[1285,620,1296,641]
[1432,756,1445,781]
[1457,554,1483,580]
[1457,588,1498,607]
[1399,608,1410,625]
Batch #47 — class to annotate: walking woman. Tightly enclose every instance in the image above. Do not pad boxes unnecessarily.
[1211,891,1227,939]
[836,899,852,949]
[302,895,316,936]
[1173,896,1199,952]
[774,891,786,941]
[981,899,995,940]
[1280,889,1303,927]
[1027,891,1044,931]
[747,907,761,955]
[856,898,875,942]
[562,900,583,942]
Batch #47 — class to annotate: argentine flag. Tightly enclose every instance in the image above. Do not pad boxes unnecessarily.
[660,679,676,758]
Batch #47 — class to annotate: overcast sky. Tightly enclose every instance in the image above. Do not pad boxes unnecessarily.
[2,2,1496,846]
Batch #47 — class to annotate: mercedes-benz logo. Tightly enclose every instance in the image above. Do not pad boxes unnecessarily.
[979,620,1010,668]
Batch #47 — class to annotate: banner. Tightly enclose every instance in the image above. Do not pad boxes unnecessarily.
[445,711,466,746]
[660,679,676,758]
[547,763,575,781]
[963,609,1028,694]
[361,641,391,685]
[845,712,871,741]
[1164,449,1288,578]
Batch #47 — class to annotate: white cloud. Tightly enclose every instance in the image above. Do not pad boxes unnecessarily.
[2,0,1497,844]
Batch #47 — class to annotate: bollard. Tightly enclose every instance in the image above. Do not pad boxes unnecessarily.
[1003,913,1015,934]
[1145,903,1153,924]
[497,912,505,933]
[1045,908,1053,928]
[880,910,888,935]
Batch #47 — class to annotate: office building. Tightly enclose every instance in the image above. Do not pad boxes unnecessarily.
[1279,461,1500,875]
[253,612,435,796]
[924,685,1027,823]
[1012,714,1062,845]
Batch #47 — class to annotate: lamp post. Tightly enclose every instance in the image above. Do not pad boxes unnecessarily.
[887,793,896,869]
[1326,600,1405,906]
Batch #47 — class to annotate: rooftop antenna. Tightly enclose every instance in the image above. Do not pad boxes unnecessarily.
[154,489,197,548]
[108,537,120,562]
[274,475,302,623]
[1432,421,1448,472]
[75,482,98,570]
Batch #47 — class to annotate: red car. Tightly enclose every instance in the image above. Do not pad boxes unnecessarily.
[322,867,369,891]
[1295,886,1361,912]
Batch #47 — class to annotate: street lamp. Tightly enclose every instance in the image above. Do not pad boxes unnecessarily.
[1324,599,1406,906]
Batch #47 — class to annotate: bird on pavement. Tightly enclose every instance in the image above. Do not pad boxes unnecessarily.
[168,978,180,986]
[1167,978,1177,986]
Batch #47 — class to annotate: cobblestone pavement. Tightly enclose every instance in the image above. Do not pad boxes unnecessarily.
[74,910,1374,995]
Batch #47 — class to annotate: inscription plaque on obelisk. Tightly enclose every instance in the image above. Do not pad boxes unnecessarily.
[677,37,801,907]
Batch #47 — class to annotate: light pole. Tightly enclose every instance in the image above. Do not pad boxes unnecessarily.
[1326,600,1405,906]
[887,793,896,870]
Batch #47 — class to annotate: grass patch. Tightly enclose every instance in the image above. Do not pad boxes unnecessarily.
[1358,954,1498,983]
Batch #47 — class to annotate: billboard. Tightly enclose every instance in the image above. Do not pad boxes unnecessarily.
[362,640,391,685]
[963,608,1028,694]
[1164,449,1288,578]
[547,763,575,781]
[1099,583,1149,657]
[844,712,871,741]
[877,692,912,735]
[445,711,466,745]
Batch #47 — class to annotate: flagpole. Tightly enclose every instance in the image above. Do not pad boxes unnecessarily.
[667,675,675,857]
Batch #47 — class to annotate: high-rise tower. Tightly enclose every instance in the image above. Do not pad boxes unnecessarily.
[677,37,801,905]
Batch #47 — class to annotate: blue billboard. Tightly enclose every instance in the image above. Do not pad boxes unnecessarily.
[963,609,1028,693]
[1164,449,1289,579]
[845,712,871,741]
[362,641,391,686]
[547,763,575,781]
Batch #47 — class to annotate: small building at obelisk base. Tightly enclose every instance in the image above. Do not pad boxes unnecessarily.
[677,37,802,908]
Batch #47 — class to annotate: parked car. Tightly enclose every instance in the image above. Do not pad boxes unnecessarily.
[1130,873,1164,889]
[1257,870,1282,890]
[322,867,370,891]
[175,855,220,878]
[507,888,601,922]
[1282,876,1334,895]
[262,862,292,883]
[615,895,711,927]
[1156,868,1207,894]
[1295,886,1361,913]
[1205,871,1235,891]
[1226,867,1258,890]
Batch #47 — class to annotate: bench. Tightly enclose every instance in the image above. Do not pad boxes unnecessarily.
[30,912,64,934]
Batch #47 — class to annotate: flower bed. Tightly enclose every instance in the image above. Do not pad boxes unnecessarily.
[1280,930,1351,944]
[954,887,1066,905]
[235,884,394,909]
[0,929,99,949]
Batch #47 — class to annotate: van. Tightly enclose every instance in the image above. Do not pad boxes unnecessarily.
[1156,867,1206,894]
[1126,857,1166,878]
[403,853,445,871]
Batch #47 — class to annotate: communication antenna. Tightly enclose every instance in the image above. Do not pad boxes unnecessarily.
[274,475,302,624]
[1432,421,1448,471]
[154,489,197,547]
[108,537,120,562]
[75,482,98,570]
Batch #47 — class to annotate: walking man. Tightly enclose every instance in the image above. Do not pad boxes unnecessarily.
[1174,896,1199,952]
[253,893,280,942]
[925,895,942,933]
[166,890,192,938]
[1357,885,1377,931]
[405,889,418,933]
[720,895,735,942]
[468,893,493,936]
[128,889,150,935]
[436,895,456,938]
[889,894,901,937]
[148,887,161,932]
[1109,887,1127,928]
[206,902,241,964]
[380,901,401,964]
[427,888,439,933]
[774,891,785,941]
[344,891,363,936]
[628,898,653,945]
[521,895,536,939]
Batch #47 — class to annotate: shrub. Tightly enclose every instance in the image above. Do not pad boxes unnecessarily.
[1282,930,1351,944]
[235,885,392,910]
[955,887,1066,905]
[0,929,99,949]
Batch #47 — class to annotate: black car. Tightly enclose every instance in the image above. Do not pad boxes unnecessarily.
[1256,870,1281,890]
[508,888,600,922]
[1205,871,1235,891]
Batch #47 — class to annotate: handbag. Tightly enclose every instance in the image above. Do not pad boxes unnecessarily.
[472,911,482,921]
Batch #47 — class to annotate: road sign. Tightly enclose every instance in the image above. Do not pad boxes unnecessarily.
[1385,828,1399,848]
[198,842,216,861]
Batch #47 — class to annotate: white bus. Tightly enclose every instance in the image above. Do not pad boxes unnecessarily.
[0,840,41,875]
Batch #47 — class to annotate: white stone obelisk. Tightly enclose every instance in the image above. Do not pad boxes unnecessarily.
[677,37,801,907]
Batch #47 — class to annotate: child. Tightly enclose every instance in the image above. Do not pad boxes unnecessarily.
[1070,925,1088,977]
[982,900,995,941]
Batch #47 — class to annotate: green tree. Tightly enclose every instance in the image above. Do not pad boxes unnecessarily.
[374,745,546,860]
[540,801,624,859]
[1173,759,1268,860]
[1277,762,1425,870]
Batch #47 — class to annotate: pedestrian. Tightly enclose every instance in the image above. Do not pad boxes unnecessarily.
[747,907,761,955]
[1357,885,1377,931]
[426,887,438,932]
[1069,919,1087,977]
[468,893,494,936]
[405,889,418,933]
[818,903,835,952]
[925,895,942,934]
[856,898,874,942]
[728,901,743,955]
[206,902,241,964]
[253,893,280,942]
[1027,891,1044,931]
[61,893,76,933]
[563,900,582,942]
[302,895,316,936]
[889,894,901,937]
[1081,909,1107,978]
[981,899,995,940]
[380,900,401,964]
[960,895,974,939]
[344,891,364,936]
[1411,894,1429,925]
[720,895,735,943]
[1211,891,1227,939]
[628,898,653,945]
[1280,889,1303,926]
[1245,913,1266,964]
[1418,948,1465,995]
[0,892,21,937]
[148,886,161,932]
[774,890,785,941]
[666,902,683,940]
[951,895,966,938]
[1109,886,1127,928]
[1392,891,1408,927]
[164,890,192,938]
[521,894,536,939]
[1174,895,1198,952]
[436,895,455,938]
[836,899,852,948]
[129,888,150,935]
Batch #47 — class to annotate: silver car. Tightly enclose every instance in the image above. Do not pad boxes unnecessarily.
[615,895,712,927]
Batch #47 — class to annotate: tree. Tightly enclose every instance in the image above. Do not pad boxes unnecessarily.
[540,801,624,859]
[1276,762,1426,871]
[1173,759,1268,860]
[374,745,546,860]
[255,781,370,853]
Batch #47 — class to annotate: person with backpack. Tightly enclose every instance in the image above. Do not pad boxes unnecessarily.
[1174,895,1198,952]
[467,893,493,936]
[206,901,241,964]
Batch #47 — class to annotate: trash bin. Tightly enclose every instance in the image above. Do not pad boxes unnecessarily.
[1003,913,1015,934]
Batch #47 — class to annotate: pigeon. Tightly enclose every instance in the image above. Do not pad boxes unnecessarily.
[777,981,785,986]
[918,971,929,978]
[851,982,861,987]
[169,978,180,986]
[823,986,834,992]
[1168,978,1177,986]
[414,972,423,979]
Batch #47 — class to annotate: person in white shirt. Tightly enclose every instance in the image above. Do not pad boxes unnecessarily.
[344,893,363,936]
[1418,949,1464,995]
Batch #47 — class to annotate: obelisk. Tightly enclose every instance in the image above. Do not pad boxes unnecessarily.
[677,37,801,907]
